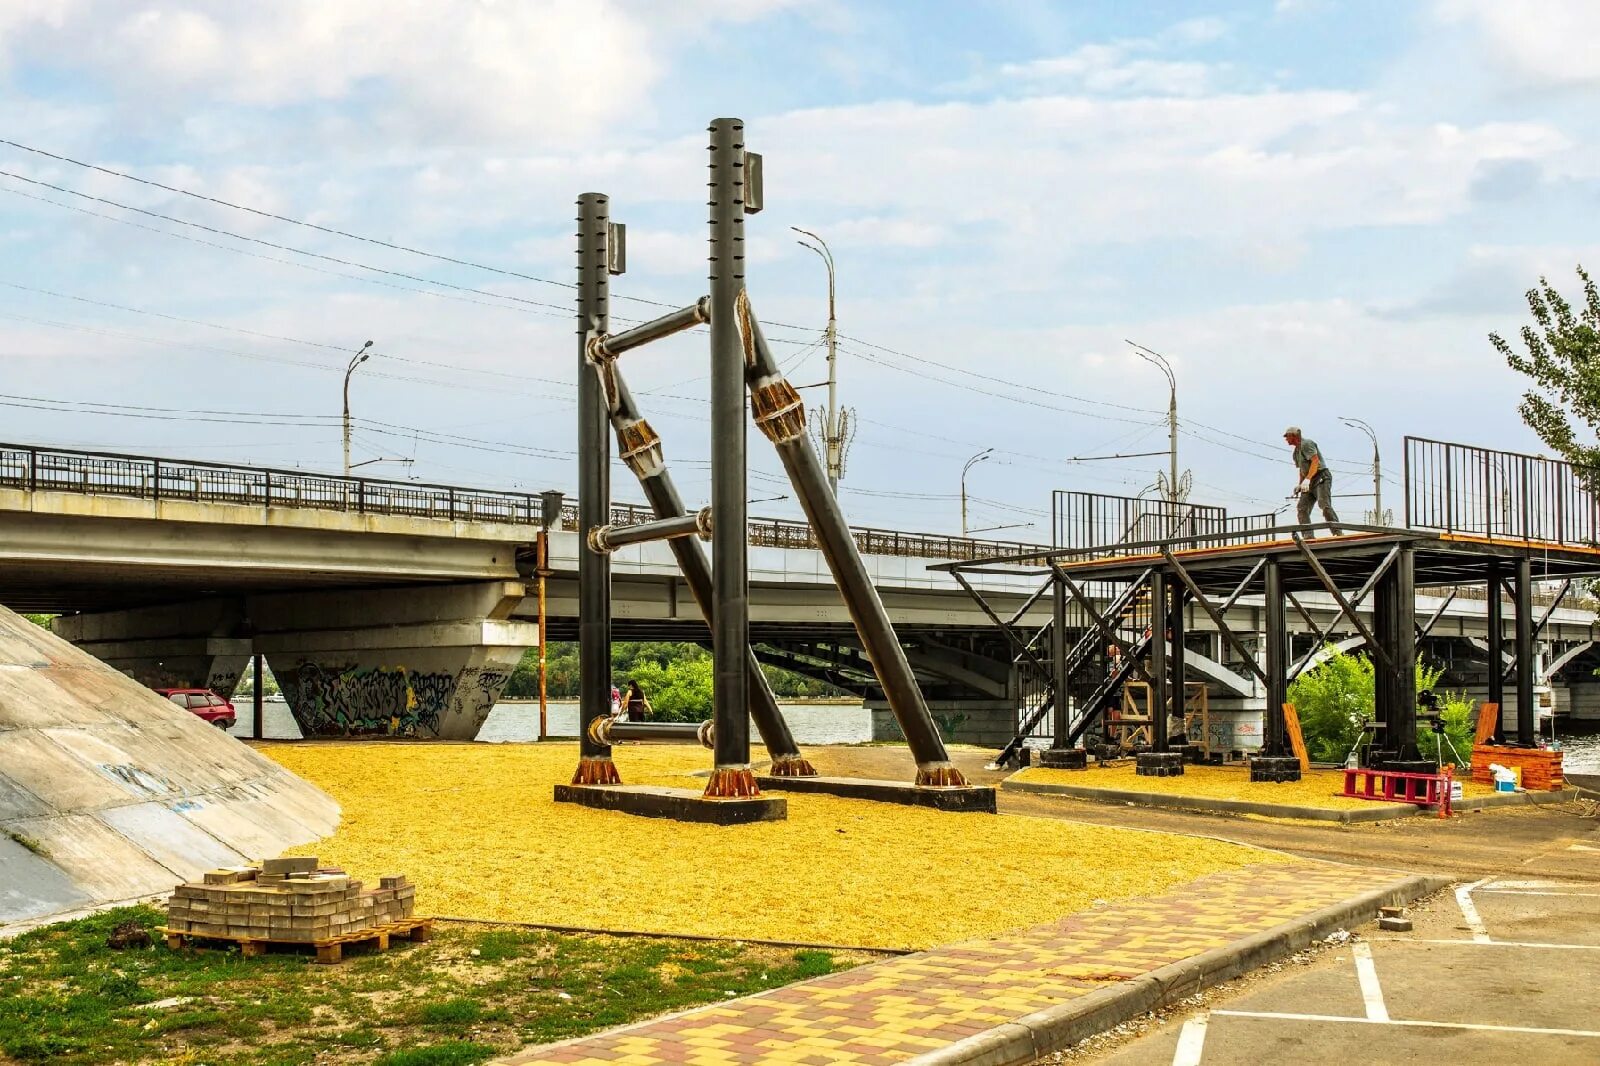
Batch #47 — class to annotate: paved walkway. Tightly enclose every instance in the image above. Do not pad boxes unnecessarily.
[497,862,1416,1066]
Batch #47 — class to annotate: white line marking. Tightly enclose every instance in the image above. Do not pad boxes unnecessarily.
[1351,942,1388,1022]
[1211,1009,1600,1038]
[1569,843,1599,852]
[1479,889,1600,897]
[1171,1013,1208,1066]
[1455,878,1491,942]
[1388,938,1600,950]
[1488,879,1580,889]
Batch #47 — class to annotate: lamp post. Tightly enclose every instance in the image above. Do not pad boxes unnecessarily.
[792,227,846,493]
[1127,340,1183,502]
[342,339,374,476]
[1339,415,1382,524]
[961,448,993,536]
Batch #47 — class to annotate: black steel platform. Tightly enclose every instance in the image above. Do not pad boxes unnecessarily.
[753,775,997,812]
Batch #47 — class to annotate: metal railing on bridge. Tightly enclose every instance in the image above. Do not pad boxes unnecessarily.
[0,441,1046,563]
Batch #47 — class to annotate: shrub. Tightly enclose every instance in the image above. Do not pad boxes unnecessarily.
[1287,648,1450,763]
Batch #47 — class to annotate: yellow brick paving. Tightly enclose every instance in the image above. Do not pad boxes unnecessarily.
[499,861,1405,1065]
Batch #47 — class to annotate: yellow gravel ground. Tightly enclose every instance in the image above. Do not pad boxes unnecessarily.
[263,742,1284,951]
[1015,763,1494,810]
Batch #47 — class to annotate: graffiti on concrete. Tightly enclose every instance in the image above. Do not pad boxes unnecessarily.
[280,662,456,737]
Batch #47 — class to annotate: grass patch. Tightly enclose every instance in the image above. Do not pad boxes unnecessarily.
[0,907,863,1065]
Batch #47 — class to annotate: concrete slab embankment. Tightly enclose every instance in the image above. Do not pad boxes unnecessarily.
[0,604,338,927]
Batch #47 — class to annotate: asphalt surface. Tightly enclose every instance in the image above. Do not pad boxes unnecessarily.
[1065,871,1600,1065]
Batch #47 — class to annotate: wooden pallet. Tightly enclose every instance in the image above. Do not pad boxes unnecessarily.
[160,917,433,964]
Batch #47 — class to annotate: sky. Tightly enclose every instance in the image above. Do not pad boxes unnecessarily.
[1,0,1597,540]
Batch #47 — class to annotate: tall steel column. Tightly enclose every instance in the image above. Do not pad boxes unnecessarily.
[1486,558,1505,742]
[738,299,966,786]
[1050,577,1070,749]
[1514,555,1535,746]
[1372,558,1396,761]
[1263,557,1287,756]
[704,118,755,798]
[1168,581,1186,750]
[1149,569,1168,752]
[1390,545,1419,759]
[598,362,813,775]
[573,192,618,785]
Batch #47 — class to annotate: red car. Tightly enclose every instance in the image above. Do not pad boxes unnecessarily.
[156,688,237,729]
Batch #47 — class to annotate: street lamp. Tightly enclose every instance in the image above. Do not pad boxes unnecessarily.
[1339,416,1384,524]
[342,339,374,476]
[1126,340,1186,502]
[961,448,993,537]
[792,226,850,493]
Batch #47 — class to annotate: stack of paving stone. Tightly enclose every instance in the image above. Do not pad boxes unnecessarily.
[165,857,414,942]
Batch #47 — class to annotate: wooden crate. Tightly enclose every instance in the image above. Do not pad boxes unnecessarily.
[1470,745,1564,791]
[160,917,433,965]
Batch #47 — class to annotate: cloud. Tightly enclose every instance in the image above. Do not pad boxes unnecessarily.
[995,16,1228,98]
[0,1,668,144]
[1434,0,1600,89]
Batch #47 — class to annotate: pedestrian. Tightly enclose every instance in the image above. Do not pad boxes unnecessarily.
[625,680,651,722]
[609,683,621,717]
[1283,426,1343,533]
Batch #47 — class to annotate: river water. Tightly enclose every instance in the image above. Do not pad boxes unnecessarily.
[230,698,873,746]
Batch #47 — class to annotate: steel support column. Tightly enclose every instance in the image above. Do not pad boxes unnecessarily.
[1149,569,1168,752]
[1263,556,1287,757]
[1515,555,1535,746]
[1050,575,1070,749]
[705,117,755,798]
[573,191,617,784]
[1168,579,1186,749]
[1390,545,1419,760]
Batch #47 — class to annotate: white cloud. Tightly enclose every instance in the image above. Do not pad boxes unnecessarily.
[996,16,1228,98]
[1434,0,1600,89]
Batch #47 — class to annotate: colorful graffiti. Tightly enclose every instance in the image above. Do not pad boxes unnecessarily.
[280,662,456,737]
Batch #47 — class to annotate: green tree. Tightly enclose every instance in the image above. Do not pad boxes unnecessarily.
[1287,648,1465,764]
[21,613,55,629]
[1494,266,1600,482]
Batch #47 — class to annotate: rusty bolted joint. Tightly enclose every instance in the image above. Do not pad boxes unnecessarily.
[751,377,806,444]
[615,417,664,479]
[587,506,713,555]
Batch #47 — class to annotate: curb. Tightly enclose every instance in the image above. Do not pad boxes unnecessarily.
[902,872,1450,1066]
[1002,778,1415,822]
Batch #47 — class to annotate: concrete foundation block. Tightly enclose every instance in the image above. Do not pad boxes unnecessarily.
[1039,748,1088,770]
[554,784,787,824]
[753,775,997,813]
[1249,755,1303,783]
[1136,752,1185,778]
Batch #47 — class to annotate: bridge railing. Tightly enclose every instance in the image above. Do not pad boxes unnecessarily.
[0,441,1047,563]
[1404,436,1600,546]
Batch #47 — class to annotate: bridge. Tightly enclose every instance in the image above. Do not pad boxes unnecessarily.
[3,440,1596,744]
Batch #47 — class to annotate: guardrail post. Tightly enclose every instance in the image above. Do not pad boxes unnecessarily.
[264,470,272,508]
[357,478,366,514]
[152,458,161,502]
[27,448,36,492]
[448,487,456,520]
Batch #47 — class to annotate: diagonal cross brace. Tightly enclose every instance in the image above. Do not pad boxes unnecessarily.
[1161,550,1269,685]
[1068,637,1150,744]
[951,570,1053,682]
[1501,577,1572,681]
[1056,567,1157,686]
[1416,588,1458,640]
[1291,534,1398,674]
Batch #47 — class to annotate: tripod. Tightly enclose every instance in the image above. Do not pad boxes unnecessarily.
[1428,720,1464,768]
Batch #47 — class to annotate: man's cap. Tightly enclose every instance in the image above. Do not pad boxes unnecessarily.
[1283,425,1301,437]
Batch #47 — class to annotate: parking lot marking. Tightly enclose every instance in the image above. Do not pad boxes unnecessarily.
[1170,1013,1208,1066]
[1351,942,1388,1022]
[1394,938,1600,951]
[1479,888,1600,897]
[1211,1009,1600,1039]
[1454,878,1491,942]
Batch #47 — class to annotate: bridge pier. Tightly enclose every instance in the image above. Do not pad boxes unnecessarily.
[253,581,535,740]
[52,599,252,698]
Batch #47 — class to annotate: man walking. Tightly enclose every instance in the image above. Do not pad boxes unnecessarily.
[1284,426,1342,533]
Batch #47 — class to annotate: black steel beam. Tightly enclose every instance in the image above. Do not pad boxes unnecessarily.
[1057,569,1156,685]
[1389,545,1419,757]
[950,571,1052,681]
[1291,533,1397,674]
[1487,559,1504,740]
[589,509,709,554]
[1160,549,1268,684]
